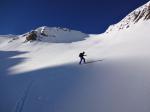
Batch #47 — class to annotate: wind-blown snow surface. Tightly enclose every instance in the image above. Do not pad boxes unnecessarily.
[1,20,150,112]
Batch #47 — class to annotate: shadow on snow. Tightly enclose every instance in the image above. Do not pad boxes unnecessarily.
[0,50,28,77]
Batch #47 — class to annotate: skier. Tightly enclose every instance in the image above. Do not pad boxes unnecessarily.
[79,51,86,64]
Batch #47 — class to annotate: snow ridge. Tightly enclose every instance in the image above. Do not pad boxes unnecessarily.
[106,1,150,33]
[34,26,88,43]
[8,26,88,43]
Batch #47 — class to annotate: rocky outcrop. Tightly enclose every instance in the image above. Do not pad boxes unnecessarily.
[26,31,37,41]
[106,1,150,33]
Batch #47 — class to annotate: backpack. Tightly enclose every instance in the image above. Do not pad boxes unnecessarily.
[79,53,83,57]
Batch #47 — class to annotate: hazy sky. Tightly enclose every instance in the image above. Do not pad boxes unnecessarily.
[0,0,149,34]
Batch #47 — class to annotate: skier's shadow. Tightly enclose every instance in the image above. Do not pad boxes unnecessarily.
[85,59,103,64]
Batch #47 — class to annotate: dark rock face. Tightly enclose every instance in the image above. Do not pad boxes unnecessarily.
[144,5,150,20]
[26,31,37,41]
[134,4,150,23]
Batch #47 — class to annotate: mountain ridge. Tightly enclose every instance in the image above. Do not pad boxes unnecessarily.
[106,1,150,33]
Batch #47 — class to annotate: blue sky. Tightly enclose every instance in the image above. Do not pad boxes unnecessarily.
[0,0,149,34]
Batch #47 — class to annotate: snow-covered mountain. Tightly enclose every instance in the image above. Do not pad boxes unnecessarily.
[106,1,150,33]
[1,1,150,112]
[18,26,88,43]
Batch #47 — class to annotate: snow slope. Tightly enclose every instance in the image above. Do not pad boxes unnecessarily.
[1,1,150,112]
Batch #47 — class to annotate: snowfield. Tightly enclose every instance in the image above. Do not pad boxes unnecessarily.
[1,2,150,112]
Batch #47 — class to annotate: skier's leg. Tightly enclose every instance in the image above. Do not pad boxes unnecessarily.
[83,58,86,63]
[81,58,84,64]
[79,58,82,64]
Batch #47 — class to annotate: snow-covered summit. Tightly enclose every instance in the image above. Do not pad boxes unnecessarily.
[23,26,88,43]
[106,1,150,33]
[36,26,72,33]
